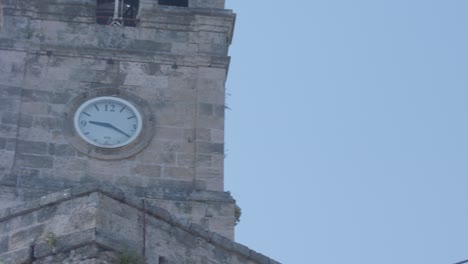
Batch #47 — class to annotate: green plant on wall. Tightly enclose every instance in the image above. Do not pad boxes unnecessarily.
[45,232,57,247]
[235,205,242,225]
[118,250,147,264]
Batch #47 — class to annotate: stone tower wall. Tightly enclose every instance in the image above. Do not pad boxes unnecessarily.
[0,0,236,238]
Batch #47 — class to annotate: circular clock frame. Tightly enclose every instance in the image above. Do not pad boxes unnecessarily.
[62,89,155,160]
[74,96,143,149]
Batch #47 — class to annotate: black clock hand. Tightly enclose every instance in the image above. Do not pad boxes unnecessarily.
[88,121,131,138]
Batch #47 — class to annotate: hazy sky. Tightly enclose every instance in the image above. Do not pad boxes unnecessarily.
[224,1,468,263]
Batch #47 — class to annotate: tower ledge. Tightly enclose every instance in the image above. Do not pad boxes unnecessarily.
[0,185,280,264]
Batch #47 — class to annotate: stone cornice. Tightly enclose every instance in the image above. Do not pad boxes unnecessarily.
[0,185,280,264]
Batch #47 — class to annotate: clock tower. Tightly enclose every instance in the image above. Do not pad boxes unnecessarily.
[0,0,234,235]
[0,0,279,263]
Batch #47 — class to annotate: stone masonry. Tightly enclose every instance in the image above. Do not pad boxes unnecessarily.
[0,185,279,263]
[0,0,236,239]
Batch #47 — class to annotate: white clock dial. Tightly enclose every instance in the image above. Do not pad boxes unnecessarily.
[74,97,143,148]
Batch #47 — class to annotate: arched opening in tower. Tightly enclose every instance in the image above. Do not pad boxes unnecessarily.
[96,0,139,27]
[158,0,188,7]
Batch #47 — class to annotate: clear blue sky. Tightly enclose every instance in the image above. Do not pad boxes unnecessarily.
[224,1,468,263]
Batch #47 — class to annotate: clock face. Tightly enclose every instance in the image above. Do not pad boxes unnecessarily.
[74,96,143,148]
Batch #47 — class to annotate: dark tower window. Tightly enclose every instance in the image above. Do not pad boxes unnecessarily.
[96,0,139,27]
[158,0,188,7]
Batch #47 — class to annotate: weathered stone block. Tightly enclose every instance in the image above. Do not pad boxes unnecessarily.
[132,164,162,178]
[0,124,16,138]
[7,202,39,222]
[21,89,69,104]
[18,114,33,128]
[9,224,44,250]
[35,205,58,224]
[195,128,211,141]
[0,236,8,254]
[211,233,233,251]
[199,102,214,116]
[33,116,61,130]
[0,138,6,150]
[0,86,20,98]
[98,195,138,222]
[16,140,47,155]
[214,104,225,118]
[197,114,224,130]
[145,203,173,224]
[39,189,71,206]
[232,242,251,258]
[162,166,194,180]
[196,177,223,192]
[53,157,87,171]
[17,154,53,169]
[48,143,76,156]
[0,186,18,211]
[21,102,49,115]
[34,244,119,264]
[0,98,18,112]
[191,0,225,9]
[189,223,212,241]
[2,213,36,234]
[95,227,141,253]
[34,228,97,259]
[0,247,32,264]
[0,112,17,125]
[196,142,224,155]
